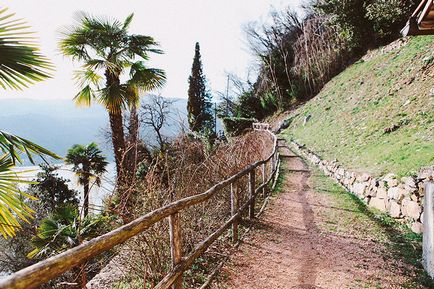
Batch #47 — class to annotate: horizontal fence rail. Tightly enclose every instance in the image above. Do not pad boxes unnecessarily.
[0,125,279,289]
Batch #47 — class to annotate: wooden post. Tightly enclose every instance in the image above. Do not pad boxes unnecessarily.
[262,163,266,197]
[230,183,238,243]
[248,170,256,219]
[169,213,182,289]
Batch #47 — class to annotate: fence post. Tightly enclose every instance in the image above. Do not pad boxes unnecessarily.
[230,183,238,243]
[423,182,434,279]
[169,212,182,289]
[249,169,256,219]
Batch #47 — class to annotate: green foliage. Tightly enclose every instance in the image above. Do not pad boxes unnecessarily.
[30,165,79,214]
[65,142,108,216]
[60,12,165,179]
[314,0,373,51]
[260,92,279,116]
[0,8,53,90]
[233,91,264,119]
[187,42,214,133]
[365,0,417,42]
[135,162,149,179]
[0,8,59,238]
[222,117,256,137]
[28,205,108,258]
[314,0,417,48]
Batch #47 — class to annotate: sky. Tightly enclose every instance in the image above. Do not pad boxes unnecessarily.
[3,0,303,101]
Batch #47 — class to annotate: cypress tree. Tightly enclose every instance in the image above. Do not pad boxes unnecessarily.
[187,42,214,133]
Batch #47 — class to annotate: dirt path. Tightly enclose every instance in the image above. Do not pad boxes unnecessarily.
[214,140,430,289]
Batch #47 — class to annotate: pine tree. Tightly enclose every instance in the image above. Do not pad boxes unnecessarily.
[187,42,214,133]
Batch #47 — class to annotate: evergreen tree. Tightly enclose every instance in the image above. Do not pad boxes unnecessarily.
[30,164,79,215]
[187,42,214,133]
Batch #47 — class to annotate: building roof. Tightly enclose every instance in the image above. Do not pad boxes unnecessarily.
[402,0,434,36]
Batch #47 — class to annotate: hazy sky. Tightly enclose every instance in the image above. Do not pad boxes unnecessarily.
[3,0,302,100]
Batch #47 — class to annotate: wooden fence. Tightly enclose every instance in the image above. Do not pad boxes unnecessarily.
[0,126,279,289]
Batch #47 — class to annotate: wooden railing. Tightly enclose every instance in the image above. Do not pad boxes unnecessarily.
[0,125,279,289]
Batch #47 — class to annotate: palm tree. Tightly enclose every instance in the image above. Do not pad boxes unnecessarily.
[0,8,59,238]
[65,143,108,217]
[28,205,105,287]
[60,12,166,183]
[28,205,104,258]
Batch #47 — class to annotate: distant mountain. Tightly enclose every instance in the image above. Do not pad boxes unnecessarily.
[0,97,188,165]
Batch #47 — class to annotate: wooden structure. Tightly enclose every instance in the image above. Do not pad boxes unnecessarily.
[402,0,434,36]
[253,122,271,131]
[0,125,279,289]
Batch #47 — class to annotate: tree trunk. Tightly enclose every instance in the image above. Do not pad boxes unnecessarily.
[83,179,90,217]
[127,103,139,177]
[156,129,164,151]
[109,112,126,184]
[129,104,139,145]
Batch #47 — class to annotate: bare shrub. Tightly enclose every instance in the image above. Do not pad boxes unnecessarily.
[114,131,273,287]
[293,14,350,95]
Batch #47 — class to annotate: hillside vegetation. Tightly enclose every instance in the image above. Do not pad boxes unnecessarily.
[282,36,434,177]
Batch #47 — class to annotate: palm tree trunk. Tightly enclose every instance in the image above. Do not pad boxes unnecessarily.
[109,112,126,184]
[129,103,139,145]
[127,104,139,177]
[83,179,90,217]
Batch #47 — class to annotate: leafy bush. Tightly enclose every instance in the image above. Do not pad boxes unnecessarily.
[366,0,417,42]
[260,92,279,115]
[234,91,263,119]
[222,117,256,136]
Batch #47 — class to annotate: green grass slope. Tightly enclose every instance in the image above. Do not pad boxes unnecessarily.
[282,36,434,177]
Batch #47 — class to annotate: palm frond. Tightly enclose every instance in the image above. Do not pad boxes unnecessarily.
[0,8,53,90]
[129,61,166,92]
[122,13,134,30]
[0,130,60,165]
[0,154,37,238]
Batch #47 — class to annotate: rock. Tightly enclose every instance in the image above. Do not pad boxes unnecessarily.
[388,187,399,199]
[303,114,312,126]
[402,199,422,220]
[410,193,419,202]
[312,155,321,164]
[387,178,399,187]
[378,180,386,188]
[366,186,377,197]
[353,182,367,196]
[384,173,396,181]
[376,187,388,199]
[388,187,406,202]
[370,197,386,211]
[389,201,401,218]
[404,184,417,194]
[362,173,371,182]
[411,222,423,234]
[357,173,371,182]
[401,176,416,188]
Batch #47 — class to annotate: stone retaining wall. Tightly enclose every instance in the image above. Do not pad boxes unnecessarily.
[290,140,434,234]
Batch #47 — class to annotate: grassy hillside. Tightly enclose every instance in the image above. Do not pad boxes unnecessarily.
[282,36,434,177]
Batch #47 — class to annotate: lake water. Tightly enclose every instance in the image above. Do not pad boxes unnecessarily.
[14,163,117,212]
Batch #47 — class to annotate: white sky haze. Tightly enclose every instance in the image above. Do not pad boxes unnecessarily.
[3,0,302,100]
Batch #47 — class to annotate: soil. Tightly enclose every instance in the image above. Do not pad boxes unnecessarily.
[213,140,428,289]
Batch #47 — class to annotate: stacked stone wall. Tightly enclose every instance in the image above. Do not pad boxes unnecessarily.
[290,140,433,234]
